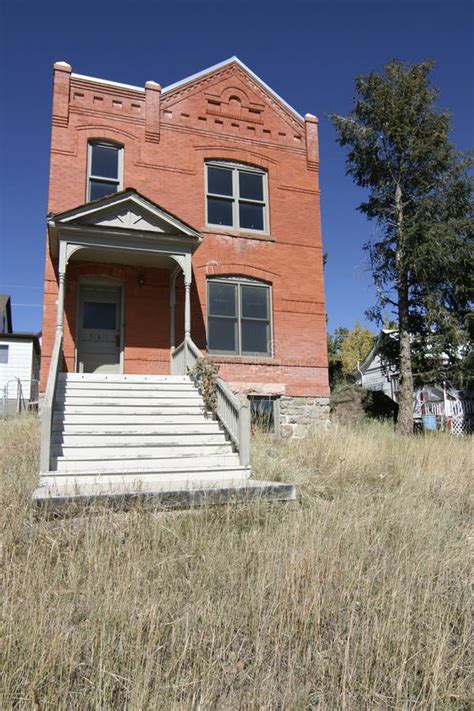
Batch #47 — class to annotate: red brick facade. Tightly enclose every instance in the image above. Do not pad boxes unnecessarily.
[41,59,329,401]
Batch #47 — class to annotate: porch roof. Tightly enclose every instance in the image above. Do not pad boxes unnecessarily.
[48,188,201,240]
[47,189,202,274]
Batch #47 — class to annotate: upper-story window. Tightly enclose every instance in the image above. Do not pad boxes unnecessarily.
[0,345,9,364]
[205,161,269,234]
[87,141,123,201]
[207,277,272,356]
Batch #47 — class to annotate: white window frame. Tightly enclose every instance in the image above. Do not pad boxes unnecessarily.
[207,276,273,357]
[87,140,123,201]
[205,161,269,235]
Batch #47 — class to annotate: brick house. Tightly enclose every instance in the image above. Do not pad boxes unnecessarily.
[39,57,329,488]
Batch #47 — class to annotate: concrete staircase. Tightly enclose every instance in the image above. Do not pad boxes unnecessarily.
[40,373,250,487]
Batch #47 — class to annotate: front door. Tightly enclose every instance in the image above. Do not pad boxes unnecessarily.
[77,284,122,373]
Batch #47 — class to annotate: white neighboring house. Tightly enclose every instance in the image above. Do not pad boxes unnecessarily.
[354,329,400,402]
[0,295,41,417]
[354,329,473,434]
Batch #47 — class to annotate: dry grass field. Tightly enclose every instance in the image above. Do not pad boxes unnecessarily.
[0,415,472,709]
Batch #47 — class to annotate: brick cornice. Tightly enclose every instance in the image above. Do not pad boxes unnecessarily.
[161,121,306,156]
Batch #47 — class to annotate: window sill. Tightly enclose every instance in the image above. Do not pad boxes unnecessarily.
[207,354,280,366]
[202,226,275,242]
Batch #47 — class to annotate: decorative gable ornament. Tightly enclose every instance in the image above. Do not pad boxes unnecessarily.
[161,58,304,137]
[48,189,202,240]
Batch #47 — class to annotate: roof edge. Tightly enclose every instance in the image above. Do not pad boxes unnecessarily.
[71,73,144,92]
[162,56,304,123]
[71,56,305,123]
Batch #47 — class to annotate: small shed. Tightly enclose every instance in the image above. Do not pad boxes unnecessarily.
[0,332,41,417]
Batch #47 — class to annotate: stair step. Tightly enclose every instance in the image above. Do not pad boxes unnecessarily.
[34,478,295,510]
[56,399,202,410]
[52,432,227,446]
[53,454,241,472]
[57,390,198,399]
[40,466,251,487]
[53,412,218,430]
[60,382,196,392]
[52,443,232,458]
[60,374,191,384]
[56,398,202,407]
[53,420,220,431]
[53,405,205,422]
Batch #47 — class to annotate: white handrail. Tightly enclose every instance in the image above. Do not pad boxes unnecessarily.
[40,333,63,473]
[171,336,251,467]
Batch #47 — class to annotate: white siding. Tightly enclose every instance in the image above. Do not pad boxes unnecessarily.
[356,353,398,401]
[0,340,35,400]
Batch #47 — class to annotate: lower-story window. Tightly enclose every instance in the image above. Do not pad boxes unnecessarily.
[207,277,272,356]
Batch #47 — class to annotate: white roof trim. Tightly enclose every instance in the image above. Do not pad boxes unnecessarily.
[71,57,304,122]
[71,73,145,92]
[162,57,304,122]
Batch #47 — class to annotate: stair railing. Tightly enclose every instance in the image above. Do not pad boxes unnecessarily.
[171,335,250,467]
[40,332,63,473]
[170,340,185,375]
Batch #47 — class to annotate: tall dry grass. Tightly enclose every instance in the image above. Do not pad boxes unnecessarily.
[0,415,472,709]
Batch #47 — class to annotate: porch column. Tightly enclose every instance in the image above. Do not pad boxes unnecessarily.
[169,267,178,351]
[56,272,66,335]
[57,240,67,337]
[184,279,191,340]
[184,254,192,340]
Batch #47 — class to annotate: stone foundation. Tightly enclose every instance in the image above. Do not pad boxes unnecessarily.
[279,396,330,438]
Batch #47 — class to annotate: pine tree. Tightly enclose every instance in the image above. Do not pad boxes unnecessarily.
[331,60,473,433]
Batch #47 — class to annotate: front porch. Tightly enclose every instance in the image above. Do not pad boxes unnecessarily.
[47,189,200,379]
[39,190,254,485]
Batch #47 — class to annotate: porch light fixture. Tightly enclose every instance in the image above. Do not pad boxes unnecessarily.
[137,274,145,286]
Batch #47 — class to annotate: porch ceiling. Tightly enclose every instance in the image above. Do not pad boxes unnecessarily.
[66,244,179,270]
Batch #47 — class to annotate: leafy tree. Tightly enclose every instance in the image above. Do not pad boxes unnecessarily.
[331,60,473,433]
[327,323,375,384]
[340,321,375,375]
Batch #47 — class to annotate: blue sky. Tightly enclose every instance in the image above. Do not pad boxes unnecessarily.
[0,0,472,334]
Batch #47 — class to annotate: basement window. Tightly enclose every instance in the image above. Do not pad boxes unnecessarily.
[249,396,279,434]
[87,141,123,201]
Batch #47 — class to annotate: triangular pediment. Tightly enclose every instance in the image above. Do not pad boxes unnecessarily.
[161,58,305,139]
[49,190,201,240]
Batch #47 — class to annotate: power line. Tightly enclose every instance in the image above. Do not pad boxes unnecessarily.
[1,285,43,289]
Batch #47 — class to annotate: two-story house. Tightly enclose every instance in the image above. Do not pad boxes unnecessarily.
[38,57,329,491]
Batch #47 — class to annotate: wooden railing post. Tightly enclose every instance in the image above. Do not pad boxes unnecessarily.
[239,400,251,467]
